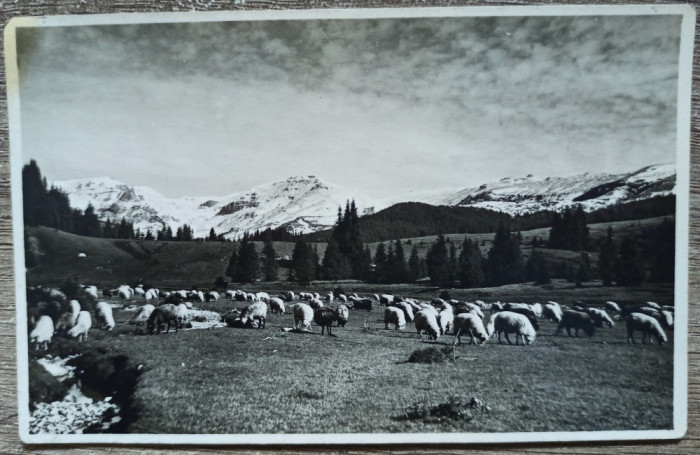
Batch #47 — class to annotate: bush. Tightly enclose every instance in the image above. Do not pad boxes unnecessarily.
[396,396,489,422]
[408,347,447,364]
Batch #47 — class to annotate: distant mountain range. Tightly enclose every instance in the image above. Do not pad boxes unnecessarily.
[54,164,675,239]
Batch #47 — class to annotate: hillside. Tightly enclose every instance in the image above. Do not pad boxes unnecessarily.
[25,215,672,289]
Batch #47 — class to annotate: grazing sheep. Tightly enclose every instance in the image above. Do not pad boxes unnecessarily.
[475,300,489,311]
[555,310,595,337]
[226,290,236,299]
[438,308,454,335]
[336,304,349,327]
[270,298,286,314]
[82,285,98,300]
[147,304,180,334]
[313,307,346,336]
[325,292,334,303]
[95,301,115,331]
[414,309,441,340]
[293,303,314,331]
[309,298,324,310]
[68,300,81,322]
[661,305,674,313]
[464,303,484,319]
[529,303,543,318]
[605,301,621,313]
[176,290,189,300]
[453,312,488,345]
[380,294,395,306]
[29,315,54,350]
[543,303,563,322]
[133,287,146,297]
[384,307,406,330]
[205,291,220,302]
[298,292,312,301]
[497,306,539,330]
[117,286,132,299]
[504,302,530,311]
[130,304,155,325]
[587,308,614,328]
[392,301,415,323]
[486,311,536,345]
[285,291,296,301]
[338,294,348,303]
[145,288,159,300]
[625,313,667,345]
[352,298,373,312]
[645,301,661,310]
[419,303,439,317]
[239,301,267,329]
[164,293,183,305]
[660,310,674,331]
[193,291,205,302]
[490,302,503,314]
[68,311,92,342]
[403,299,422,312]
[256,292,270,303]
[175,303,189,328]
[55,312,76,333]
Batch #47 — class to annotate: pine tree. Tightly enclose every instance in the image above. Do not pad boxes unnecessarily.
[616,235,644,286]
[291,239,316,283]
[234,236,259,283]
[321,238,345,280]
[648,218,675,283]
[575,252,592,287]
[81,204,101,237]
[457,238,484,288]
[526,249,550,285]
[393,239,409,283]
[448,240,458,282]
[426,234,449,285]
[373,243,388,283]
[208,228,217,242]
[145,230,155,241]
[225,247,238,279]
[486,222,525,286]
[598,226,616,286]
[408,245,421,281]
[262,240,279,282]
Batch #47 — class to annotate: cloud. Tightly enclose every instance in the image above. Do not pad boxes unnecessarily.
[16,13,683,198]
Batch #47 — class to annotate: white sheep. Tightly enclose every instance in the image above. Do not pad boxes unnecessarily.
[660,310,674,330]
[29,315,54,350]
[225,290,236,299]
[438,308,454,335]
[68,300,81,323]
[336,304,349,326]
[293,303,314,331]
[486,311,536,345]
[145,288,159,300]
[270,297,285,314]
[326,292,334,303]
[239,301,267,328]
[246,292,258,302]
[206,291,220,302]
[256,292,270,303]
[625,313,667,345]
[465,303,484,319]
[543,303,563,322]
[645,301,661,310]
[82,285,98,300]
[529,303,543,318]
[385,307,406,330]
[117,285,133,299]
[475,300,489,311]
[414,309,440,340]
[419,303,439,317]
[587,308,614,328]
[68,311,92,342]
[133,287,146,297]
[175,303,189,328]
[130,304,155,324]
[285,291,296,301]
[338,294,348,303]
[395,301,415,323]
[605,301,621,313]
[309,298,324,310]
[95,301,115,331]
[453,312,488,345]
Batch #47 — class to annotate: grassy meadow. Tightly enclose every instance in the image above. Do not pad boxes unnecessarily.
[37,279,675,435]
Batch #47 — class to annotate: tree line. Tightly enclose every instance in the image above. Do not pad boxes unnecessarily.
[23,160,229,243]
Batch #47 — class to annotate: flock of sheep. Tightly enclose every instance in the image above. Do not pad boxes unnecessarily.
[27,282,674,352]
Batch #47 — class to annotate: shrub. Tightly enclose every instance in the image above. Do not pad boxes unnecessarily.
[408,347,446,364]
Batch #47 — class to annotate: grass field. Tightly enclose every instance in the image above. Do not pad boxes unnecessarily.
[37,281,674,435]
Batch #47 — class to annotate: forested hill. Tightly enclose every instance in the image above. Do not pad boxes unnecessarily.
[302,195,675,244]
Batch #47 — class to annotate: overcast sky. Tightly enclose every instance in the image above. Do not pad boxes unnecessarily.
[16,13,683,199]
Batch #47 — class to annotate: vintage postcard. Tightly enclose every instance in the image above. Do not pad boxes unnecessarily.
[5,4,694,445]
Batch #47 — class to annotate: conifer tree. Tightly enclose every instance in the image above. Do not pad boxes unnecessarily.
[598,226,616,286]
[616,235,644,286]
[322,238,345,280]
[208,228,217,242]
[458,238,484,288]
[408,245,421,282]
[485,222,525,286]
[262,239,279,281]
[291,239,316,283]
[373,242,388,283]
[234,236,259,283]
[225,246,238,280]
[426,234,449,285]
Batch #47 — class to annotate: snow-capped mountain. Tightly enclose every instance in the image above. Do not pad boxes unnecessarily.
[54,164,675,239]
[408,164,675,216]
[54,176,381,239]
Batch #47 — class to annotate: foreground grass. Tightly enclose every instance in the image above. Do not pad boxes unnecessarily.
[73,287,675,435]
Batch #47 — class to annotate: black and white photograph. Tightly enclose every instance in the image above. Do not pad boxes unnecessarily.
[5,5,694,445]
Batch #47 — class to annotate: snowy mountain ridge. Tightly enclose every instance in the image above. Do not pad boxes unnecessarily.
[54,164,675,239]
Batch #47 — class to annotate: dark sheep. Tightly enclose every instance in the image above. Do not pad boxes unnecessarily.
[555,310,595,337]
[352,298,373,311]
[314,307,344,336]
[147,304,180,334]
[163,293,183,305]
